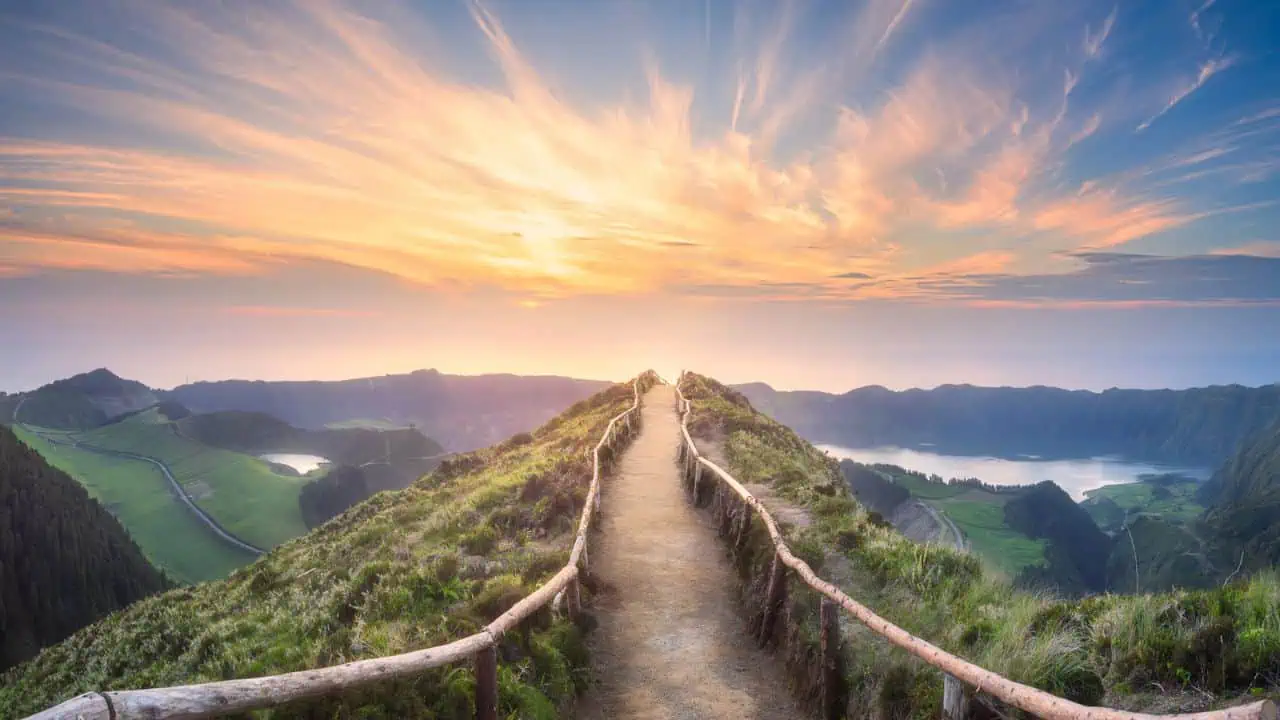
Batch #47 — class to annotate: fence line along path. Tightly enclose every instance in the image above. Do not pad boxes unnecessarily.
[577,383,803,720]
[672,373,1277,720]
[26,375,653,720]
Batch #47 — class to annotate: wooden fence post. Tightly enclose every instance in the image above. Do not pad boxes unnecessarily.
[758,552,787,646]
[942,674,972,720]
[821,598,844,720]
[734,505,750,551]
[693,463,703,504]
[566,578,581,620]
[475,645,497,720]
[718,490,734,537]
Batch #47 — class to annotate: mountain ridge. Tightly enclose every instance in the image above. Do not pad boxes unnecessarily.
[737,380,1280,465]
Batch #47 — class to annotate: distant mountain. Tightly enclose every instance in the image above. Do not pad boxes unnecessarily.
[5,369,157,430]
[0,425,167,670]
[166,369,611,451]
[738,381,1280,466]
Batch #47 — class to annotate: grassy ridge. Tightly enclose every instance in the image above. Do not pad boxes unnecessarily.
[78,409,311,549]
[11,426,255,585]
[0,375,653,719]
[682,372,1278,716]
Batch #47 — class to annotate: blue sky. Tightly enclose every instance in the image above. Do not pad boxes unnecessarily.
[1,0,1278,392]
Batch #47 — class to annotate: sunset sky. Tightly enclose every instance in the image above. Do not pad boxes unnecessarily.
[2,0,1279,393]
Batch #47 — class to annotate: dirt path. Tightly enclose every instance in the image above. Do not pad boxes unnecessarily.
[578,385,804,720]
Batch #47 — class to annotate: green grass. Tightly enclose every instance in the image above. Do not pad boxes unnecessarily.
[890,471,969,500]
[78,410,310,549]
[11,426,255,585]
[681,372,1279,716]
[866,464,1048,578]
[927,497,1048,577]
[1083,475,1205,531]
[0,374,656,719]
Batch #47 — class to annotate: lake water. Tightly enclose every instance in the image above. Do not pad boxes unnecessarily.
[815,444,1209,501]
[260,453,330,474]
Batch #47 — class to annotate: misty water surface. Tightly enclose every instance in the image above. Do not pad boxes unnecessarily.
[816,444,1210,501]
[260,453,329,474]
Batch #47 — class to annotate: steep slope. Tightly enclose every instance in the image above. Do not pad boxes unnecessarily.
[1203,421,1280,573]
[73,408,310,550]
[1,376,651,718]
[166,369,610,451]
[10,368,157,430]
[1003,481,1112,594]
[738,381,1280,466]
[10,425,256,585]
[684,372,1278,716]
[0,426,167,671]
[299,465,370,529]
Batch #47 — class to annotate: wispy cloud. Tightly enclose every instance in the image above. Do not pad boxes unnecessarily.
[1083,6,1117,59]
[1137,56,1236,132]
[0,0,1272,306]
[1190,0,1217,41]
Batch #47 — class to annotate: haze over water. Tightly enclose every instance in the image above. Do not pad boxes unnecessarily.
[816,444,1210,501]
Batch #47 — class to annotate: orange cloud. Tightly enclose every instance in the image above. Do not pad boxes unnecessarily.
[0,0,1226,302]
[1031,191,1194,249]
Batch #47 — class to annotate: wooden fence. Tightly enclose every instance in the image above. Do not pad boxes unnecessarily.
[672,373,1277,720]
[26,374,654,720]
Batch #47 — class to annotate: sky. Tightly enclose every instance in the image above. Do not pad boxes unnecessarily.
[1,0,1279,393]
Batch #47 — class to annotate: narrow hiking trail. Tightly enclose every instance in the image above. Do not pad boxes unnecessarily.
[579,384,804,720]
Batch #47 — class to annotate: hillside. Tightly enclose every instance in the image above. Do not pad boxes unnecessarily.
[683,372,1278,716]
[1003,481,1112,594]
[72,408,312,550]
[178,409,445,491]
[0,376,650,718]
[166,369,610,452]
[738,381,1280,466]
[1203,421,1280,574]
[5,368,157,430]
[11,425,256,585]
[0,426,167,671]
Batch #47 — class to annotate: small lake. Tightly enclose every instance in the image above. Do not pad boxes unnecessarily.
[259,453,330,474]
[816,444,1209,501]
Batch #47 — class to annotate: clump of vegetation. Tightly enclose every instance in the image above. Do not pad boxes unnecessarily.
[680,372,1278,716]
[0,373,656,719]
[0,426,169,672]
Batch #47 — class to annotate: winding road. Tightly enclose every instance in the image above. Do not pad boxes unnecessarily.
[920,501,968,551]
[16,408,265,556]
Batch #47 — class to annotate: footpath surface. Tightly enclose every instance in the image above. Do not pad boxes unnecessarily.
[578,384,803,720]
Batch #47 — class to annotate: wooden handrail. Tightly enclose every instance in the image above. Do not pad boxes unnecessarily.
[26,375,653,720]
[673,374,1276,720]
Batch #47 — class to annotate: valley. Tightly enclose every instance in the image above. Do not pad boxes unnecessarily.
[11,425,258,585]
[5,371,1279,719]
[0,367,608,588]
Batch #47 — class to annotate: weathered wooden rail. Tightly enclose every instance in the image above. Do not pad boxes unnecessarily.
[26,374,655,720]
[672,372,1277,720]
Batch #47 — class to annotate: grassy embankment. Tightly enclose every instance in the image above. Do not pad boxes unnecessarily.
[76,408,312,549]
[681,372,1279,717]
[12,426,255,585]
[867,465,1047,578]
[0,374,654,719]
